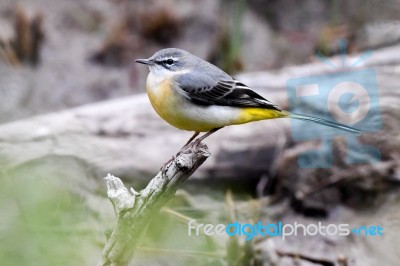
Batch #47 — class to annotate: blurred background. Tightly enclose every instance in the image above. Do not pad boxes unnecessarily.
[2,0,400,123]
[1,0,400,265]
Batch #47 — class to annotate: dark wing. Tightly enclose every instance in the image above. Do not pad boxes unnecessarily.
[178,79,281,111]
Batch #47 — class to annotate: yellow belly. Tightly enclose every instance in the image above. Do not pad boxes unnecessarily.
[146,76,286,132]
[237,108,285,123]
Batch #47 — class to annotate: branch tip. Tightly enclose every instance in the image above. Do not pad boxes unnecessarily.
[130,187,140,196]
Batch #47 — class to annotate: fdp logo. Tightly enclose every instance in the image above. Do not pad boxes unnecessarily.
[286,40,382,168]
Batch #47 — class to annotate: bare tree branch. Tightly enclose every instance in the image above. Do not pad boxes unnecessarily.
[98,143,210,266]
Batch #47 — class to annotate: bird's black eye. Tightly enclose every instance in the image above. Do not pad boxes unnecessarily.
[165,59,174,65]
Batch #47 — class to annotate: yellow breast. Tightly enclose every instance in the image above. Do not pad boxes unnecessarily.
[146,77,174,118]
[146,74,194,130]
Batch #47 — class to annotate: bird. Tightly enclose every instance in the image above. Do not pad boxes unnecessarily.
[135,48,360,148]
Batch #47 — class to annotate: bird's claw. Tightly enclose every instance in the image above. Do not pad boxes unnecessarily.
[181,139,201,151]
[160,155,175,173]
[160,139,203,174]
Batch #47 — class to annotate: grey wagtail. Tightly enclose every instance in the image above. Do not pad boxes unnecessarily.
[135,48,360,147]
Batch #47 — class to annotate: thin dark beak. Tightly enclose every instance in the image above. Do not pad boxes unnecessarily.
[134,58,154,65]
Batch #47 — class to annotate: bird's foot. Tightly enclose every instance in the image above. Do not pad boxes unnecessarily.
[160,155,175,173]
[181,139,202,151]
[161,139,203,174]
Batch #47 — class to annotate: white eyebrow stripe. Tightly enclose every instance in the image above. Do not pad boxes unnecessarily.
[163,56,179,61]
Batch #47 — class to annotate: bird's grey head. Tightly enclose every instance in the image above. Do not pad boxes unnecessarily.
[134,48,199,74]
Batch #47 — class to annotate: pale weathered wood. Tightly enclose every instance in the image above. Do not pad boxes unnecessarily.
[98,143,210,266]
[0,89,289,184]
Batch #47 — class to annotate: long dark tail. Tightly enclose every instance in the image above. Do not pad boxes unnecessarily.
[285,112,361,134]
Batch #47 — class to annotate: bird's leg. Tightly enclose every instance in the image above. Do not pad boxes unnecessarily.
[161,128,222,173]
[192,127,223,145]
[182,131,200,149]
[160,156,175,173]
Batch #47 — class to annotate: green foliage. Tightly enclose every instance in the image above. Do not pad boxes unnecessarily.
[0,171,97,266]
